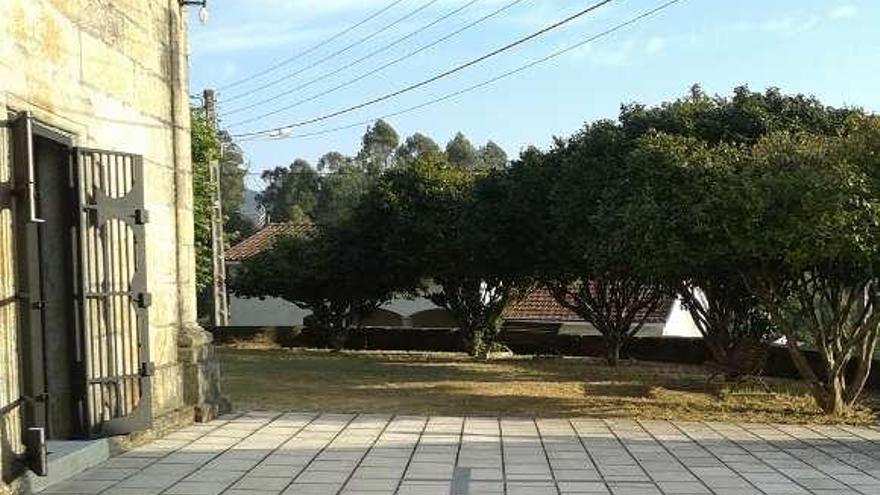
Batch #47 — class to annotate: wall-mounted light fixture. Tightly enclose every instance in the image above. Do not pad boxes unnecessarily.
[180,0,209,24]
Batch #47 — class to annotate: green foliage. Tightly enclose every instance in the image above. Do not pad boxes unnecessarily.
[191,110,219,293]
[396,132,441,166]
[231,223,400,350]
[258,159,320,222]
[359,119,400,173]
[478,140,508,169]
[360,153,533,356]
[445,132,478,169]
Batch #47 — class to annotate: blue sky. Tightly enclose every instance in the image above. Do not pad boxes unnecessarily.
[187,0,879,189]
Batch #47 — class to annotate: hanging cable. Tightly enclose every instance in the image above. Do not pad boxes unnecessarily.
[218,0,407,92]
[221,0,442,104]
[221,0,483,118]
[231,0,615,138]
[238,0,684,142]
[224,0,529,127]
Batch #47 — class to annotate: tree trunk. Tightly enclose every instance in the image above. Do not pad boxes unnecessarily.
[604,336,622,367]
[815,375,846,416]
[463,327,485,359]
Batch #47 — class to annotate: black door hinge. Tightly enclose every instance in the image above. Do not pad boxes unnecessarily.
[136,292,152,309]
[135,209,149,225]
[140,362,155,377]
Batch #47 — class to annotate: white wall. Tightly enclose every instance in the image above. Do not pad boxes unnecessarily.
[228,294,443,327]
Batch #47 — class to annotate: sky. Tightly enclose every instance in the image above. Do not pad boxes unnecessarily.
[187,0,880,191]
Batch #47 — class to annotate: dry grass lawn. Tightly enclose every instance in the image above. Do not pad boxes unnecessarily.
[218,347,878,424]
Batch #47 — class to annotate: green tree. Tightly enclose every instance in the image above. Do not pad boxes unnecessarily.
[607,85,863,368]
[396,133,441,166]
[446,132,478,169]
[358,119,399,173]
[542,121,665,366]
[217,130,253,244]
[317,151,353,173]
[190,110,219,293]
[362,153,533,356]
[257,159,320,222]
[478,140,508,169]
[732,121,880,414]
[315,164,372,226]
[625,134,778,368]
[231,223,400,350]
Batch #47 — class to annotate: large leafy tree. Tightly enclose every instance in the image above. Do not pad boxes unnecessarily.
[358,119,400,173]
[478,140,509,170]
[446,132,479,169]
[731,121,880,414]
[396,133,441,166]
[257,159,320,223]
[610,85,864,368]
[231,222,401,350]
[362,153,533,356]
[625,135,778,367]
[541,121,665,366]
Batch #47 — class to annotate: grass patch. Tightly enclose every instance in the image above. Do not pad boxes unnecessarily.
[217,347,878,424]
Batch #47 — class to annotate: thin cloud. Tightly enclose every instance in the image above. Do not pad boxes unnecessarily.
[829,4,858,19]
[645,36,666,54]
[761,14,821,35]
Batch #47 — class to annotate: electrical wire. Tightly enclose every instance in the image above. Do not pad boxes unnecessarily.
[218,0,407,92]
[238,0,683,143]
[221,0,482,118]
[221,0,441,104]
[231,0,615,138]
[224,0,530,128]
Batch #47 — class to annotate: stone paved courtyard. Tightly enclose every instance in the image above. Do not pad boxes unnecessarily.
[38,412,880,495]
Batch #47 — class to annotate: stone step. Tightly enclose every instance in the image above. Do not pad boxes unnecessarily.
[28,439,110,493]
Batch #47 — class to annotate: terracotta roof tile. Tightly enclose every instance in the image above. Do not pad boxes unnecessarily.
[507,288,672,324]
[226,223,315,262]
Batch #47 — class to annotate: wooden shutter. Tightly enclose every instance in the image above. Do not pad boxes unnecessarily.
[73,148,152,437]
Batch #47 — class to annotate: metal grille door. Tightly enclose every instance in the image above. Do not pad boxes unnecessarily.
[74,149,152,437]
[0,128,26,480]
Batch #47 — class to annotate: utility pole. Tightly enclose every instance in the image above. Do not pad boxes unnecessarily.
[203,88,229,326]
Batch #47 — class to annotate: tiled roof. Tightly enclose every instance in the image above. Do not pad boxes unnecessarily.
[226,223,315,262]
[507,288,672,324]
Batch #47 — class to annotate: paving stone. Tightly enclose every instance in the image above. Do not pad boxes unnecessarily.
[40,413,880,495]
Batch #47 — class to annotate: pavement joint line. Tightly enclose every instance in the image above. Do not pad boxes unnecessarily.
[91,412,240,494]
[820,424,880,455]
[636,419,718,495]
[159,411,286,495]
[533,418,562,495]
[216,412,320,495]
[449,416,466,495]
[568,418,611,492]
[601,418,659,489]
[801,423,880,463]
[276,412,360,494]
[391,415,430,495]
[498,417,508,495]
[695,421,815,495]
[334,414,395,495]
[761,422,880,495]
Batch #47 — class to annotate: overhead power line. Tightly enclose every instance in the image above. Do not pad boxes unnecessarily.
[225,0,529,128]
[239,0,684,143]
[218,0,407,92]
[222,0,483,118]
[221,0,441,104]
[231,0,615,138]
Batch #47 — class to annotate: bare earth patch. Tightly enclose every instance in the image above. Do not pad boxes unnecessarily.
[217,347,878,424]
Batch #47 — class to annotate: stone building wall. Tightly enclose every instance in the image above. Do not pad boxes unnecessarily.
[0,0,222,490]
